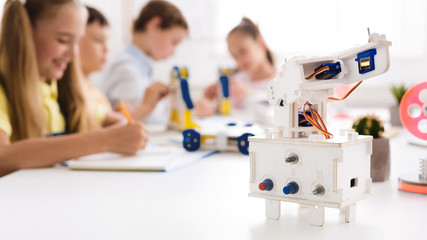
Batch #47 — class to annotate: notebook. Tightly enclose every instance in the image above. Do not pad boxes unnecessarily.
[67,145,218,172]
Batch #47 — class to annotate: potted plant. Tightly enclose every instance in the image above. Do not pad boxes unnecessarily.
[352,115,390,182]
[389,84,408,126]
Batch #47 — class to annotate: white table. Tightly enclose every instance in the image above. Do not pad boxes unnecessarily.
[0,130,425,240]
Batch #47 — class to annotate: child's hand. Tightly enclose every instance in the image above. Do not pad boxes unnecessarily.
[142,82,169,113]
[113,82,169,121]
[102,111,128,127]
[230,79,252,99]
[104,122,148,154]
[194,98,217,117]
[204,82,219,100]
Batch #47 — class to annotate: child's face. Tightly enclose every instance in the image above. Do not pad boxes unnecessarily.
[148,26,187,60]
[227,32,266,74]
[79,22,109,75]
[32,4,87,80]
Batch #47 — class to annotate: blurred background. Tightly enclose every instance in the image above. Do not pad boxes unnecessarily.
[0,0,425,107]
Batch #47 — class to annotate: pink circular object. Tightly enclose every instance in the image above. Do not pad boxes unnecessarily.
[399,82,427,140]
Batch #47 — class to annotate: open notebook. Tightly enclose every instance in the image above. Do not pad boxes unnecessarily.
[67,145,217,172]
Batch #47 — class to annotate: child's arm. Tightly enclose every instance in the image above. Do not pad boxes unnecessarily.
[0,122,148,177]
[107,64,150,108]
[203,82,219,100]
[193,82,220,117]
[229,78,253,99]
[128,82,169,120]
[102,111,127,127]
[194,97,217,117]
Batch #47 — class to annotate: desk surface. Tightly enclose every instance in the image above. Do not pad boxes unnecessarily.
[0,130,425,240]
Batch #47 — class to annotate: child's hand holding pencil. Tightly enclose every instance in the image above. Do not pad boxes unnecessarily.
[99,101,148,155]
[119,101,133,124]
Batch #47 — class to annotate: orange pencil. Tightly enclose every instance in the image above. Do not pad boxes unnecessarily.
[119,101,133,124]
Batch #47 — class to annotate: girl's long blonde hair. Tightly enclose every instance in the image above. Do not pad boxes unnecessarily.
[0,0,99,141]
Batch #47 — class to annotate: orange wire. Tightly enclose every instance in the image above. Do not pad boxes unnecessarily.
[302,102,333,139]
[306,104,325,130]
[302,67,362,138]
[312,108,328,131]
[304,104,322,129]
[306,66,329,80]
[328,81,362,101]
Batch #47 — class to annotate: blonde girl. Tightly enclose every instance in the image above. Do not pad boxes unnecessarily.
[0,0,147,177]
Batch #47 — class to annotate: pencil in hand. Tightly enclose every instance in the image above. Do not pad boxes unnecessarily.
[119,101,133,124]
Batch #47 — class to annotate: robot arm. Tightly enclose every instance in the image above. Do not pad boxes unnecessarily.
[267,33,391,139]
[268,33,391,107]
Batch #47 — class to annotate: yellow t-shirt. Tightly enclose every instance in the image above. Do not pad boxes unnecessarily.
[82,80,112,115]
[0,81,66,139]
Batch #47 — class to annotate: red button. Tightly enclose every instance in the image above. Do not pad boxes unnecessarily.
[259,179,274,191]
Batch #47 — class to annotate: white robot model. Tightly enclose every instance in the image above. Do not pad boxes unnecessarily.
[248,33,391,226]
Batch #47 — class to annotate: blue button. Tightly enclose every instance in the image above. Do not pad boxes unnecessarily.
[283,182,299,195]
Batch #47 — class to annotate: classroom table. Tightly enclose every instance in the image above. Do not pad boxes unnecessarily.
[0,129,425,240]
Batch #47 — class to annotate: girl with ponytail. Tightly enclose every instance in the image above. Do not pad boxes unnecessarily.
[0,0,148,177]
[196,17,276,117]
